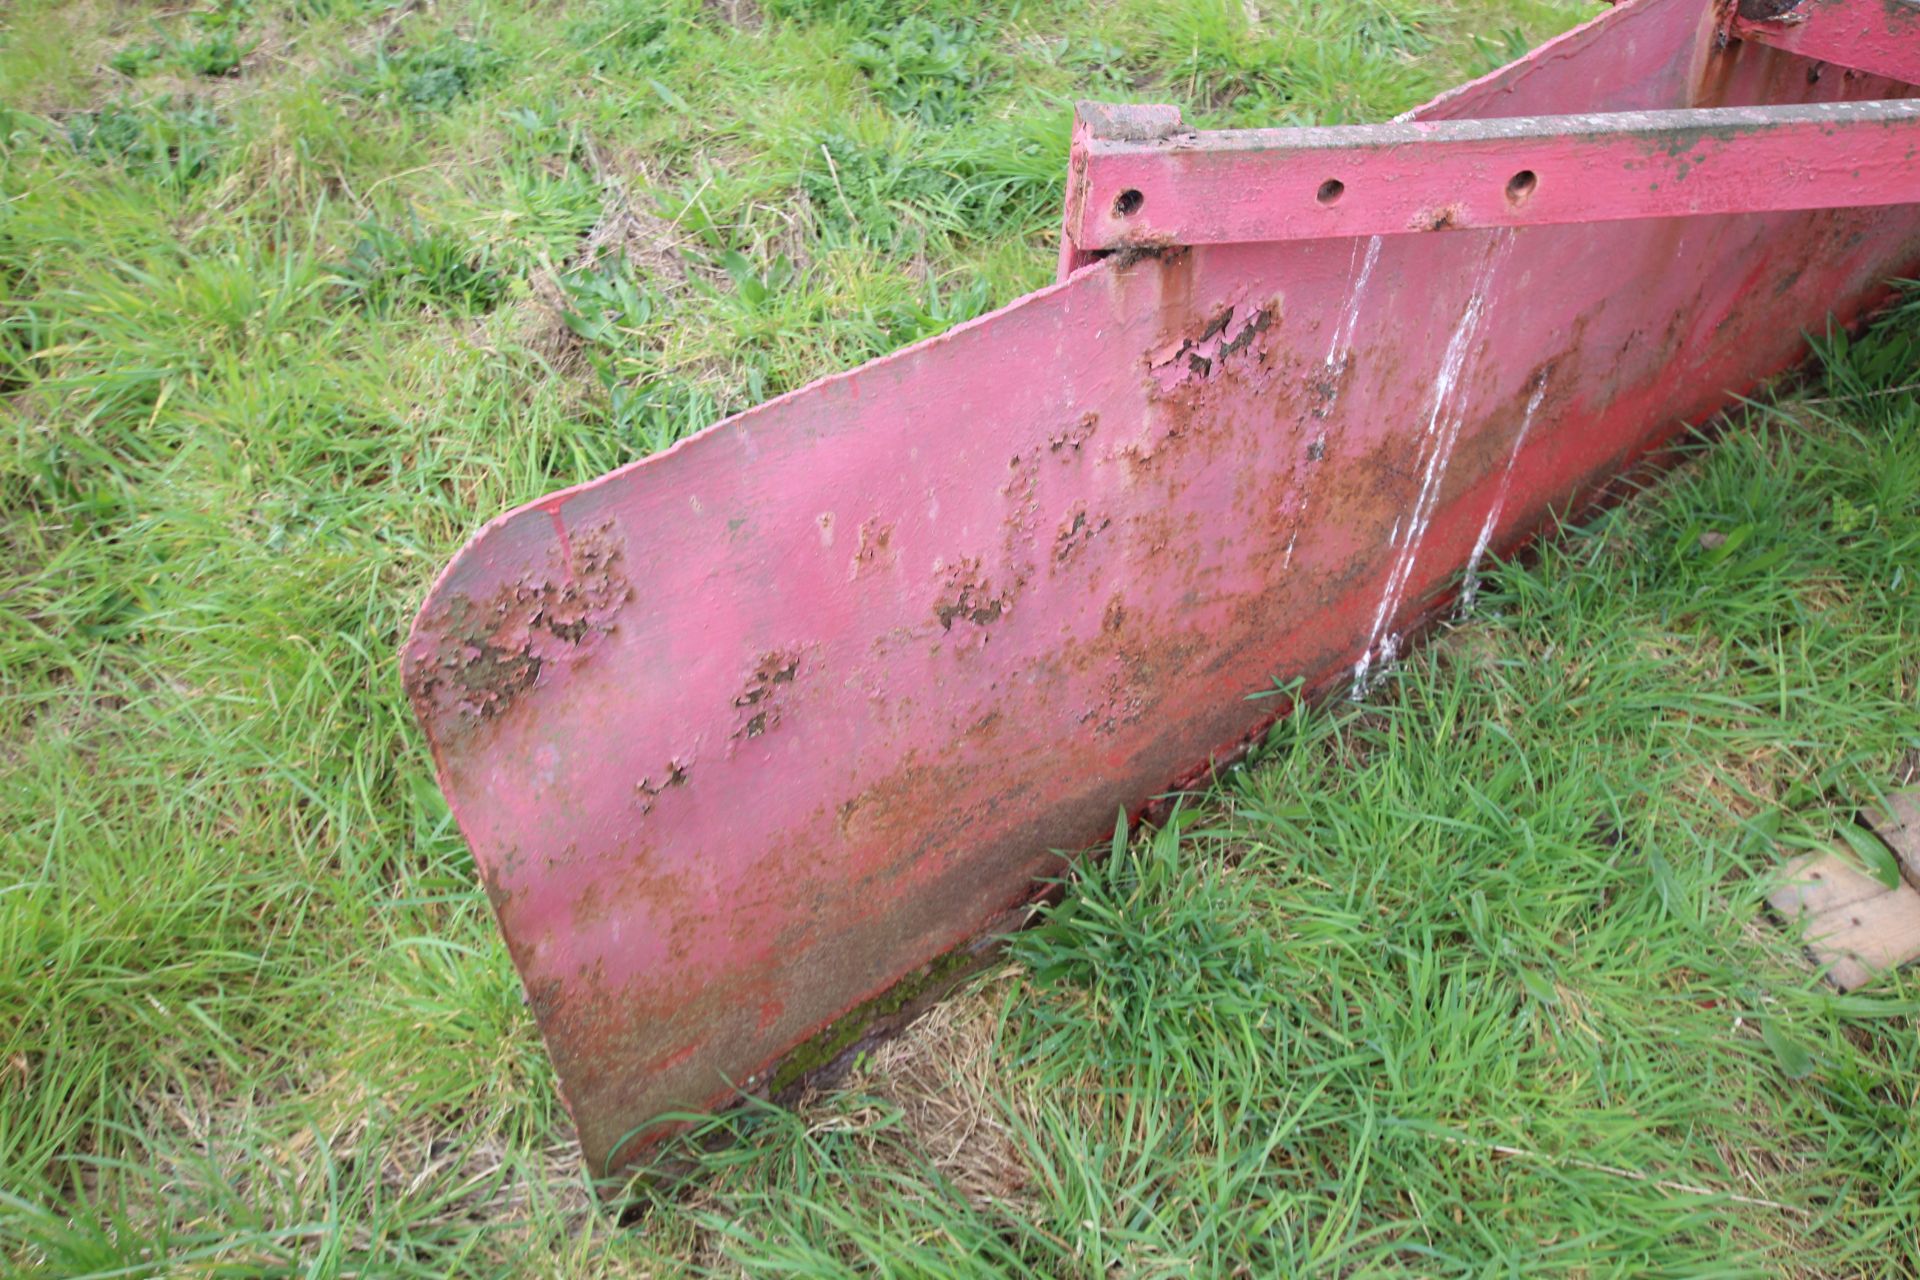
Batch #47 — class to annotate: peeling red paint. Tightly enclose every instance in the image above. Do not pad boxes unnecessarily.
[933,557,1013,636]
[1147,302,1277,390]
[404,520,630,733]
[849,517,896,578]
[1049,413,1100,455]
[1052,503,1110,567]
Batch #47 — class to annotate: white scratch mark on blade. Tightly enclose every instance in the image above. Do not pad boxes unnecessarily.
[1352,231,1513,700]
[1287,236,1384,573]
[1459,371,1550,618]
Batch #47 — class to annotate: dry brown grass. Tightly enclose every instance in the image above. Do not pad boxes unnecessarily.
[851,975,1039,1214]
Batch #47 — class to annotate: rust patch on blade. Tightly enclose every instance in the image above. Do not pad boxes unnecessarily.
[1147,301,1276,390]
[933,557,1014,636]
[732,649,802,740]
[634,757,691,815]
[1052,503,1110,568]
[405,519,630,735]
[1411,204,1466,232]
[849,517,897,579]
[1050,412,1099,455]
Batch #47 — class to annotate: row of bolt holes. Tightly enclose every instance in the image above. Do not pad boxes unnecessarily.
[1109,170,1539,218]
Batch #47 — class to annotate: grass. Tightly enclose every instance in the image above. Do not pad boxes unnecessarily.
[2,0,1917,1274]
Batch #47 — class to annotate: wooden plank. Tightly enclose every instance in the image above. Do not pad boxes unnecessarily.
[1767,847,1893,918]
[1805,884,1920,991]
[1862,788,1920,890]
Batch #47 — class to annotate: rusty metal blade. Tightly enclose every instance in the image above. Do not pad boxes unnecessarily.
[404,0,1920,1175]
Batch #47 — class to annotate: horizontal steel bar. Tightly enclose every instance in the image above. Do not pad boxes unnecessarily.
[1065,98,1920,250]
[1734,0,1920,88]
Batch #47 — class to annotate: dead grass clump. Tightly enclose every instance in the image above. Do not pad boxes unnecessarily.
[848,979,1037,1214]
[519,175,698,376]
[703,0,765,33]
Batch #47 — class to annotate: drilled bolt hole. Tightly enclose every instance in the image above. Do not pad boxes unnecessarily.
[1113,188,1144,217]
[1316,178,1345,206]
[1505,169,1538,206]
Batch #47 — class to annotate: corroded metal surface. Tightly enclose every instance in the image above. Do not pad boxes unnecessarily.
[405,0,1920,1176]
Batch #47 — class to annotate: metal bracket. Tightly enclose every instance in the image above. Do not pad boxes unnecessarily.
[1732,0,1920,87]
[1064,97,1920,251]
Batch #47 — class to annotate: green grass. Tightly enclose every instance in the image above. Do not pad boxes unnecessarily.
[3,0,1918,1274]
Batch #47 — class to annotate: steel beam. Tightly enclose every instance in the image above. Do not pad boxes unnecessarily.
[1064,98,1920,252]
[1733,0,1920,88]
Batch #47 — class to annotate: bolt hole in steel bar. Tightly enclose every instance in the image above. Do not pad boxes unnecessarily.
[1068,99,1920,248]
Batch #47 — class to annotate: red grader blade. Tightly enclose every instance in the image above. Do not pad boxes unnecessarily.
[404,0,1920,1176]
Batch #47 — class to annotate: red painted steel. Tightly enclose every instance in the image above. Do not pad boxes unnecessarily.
[1064,100,1920,251]
[1734,0,1920,88]
[404,0,1920,1176]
